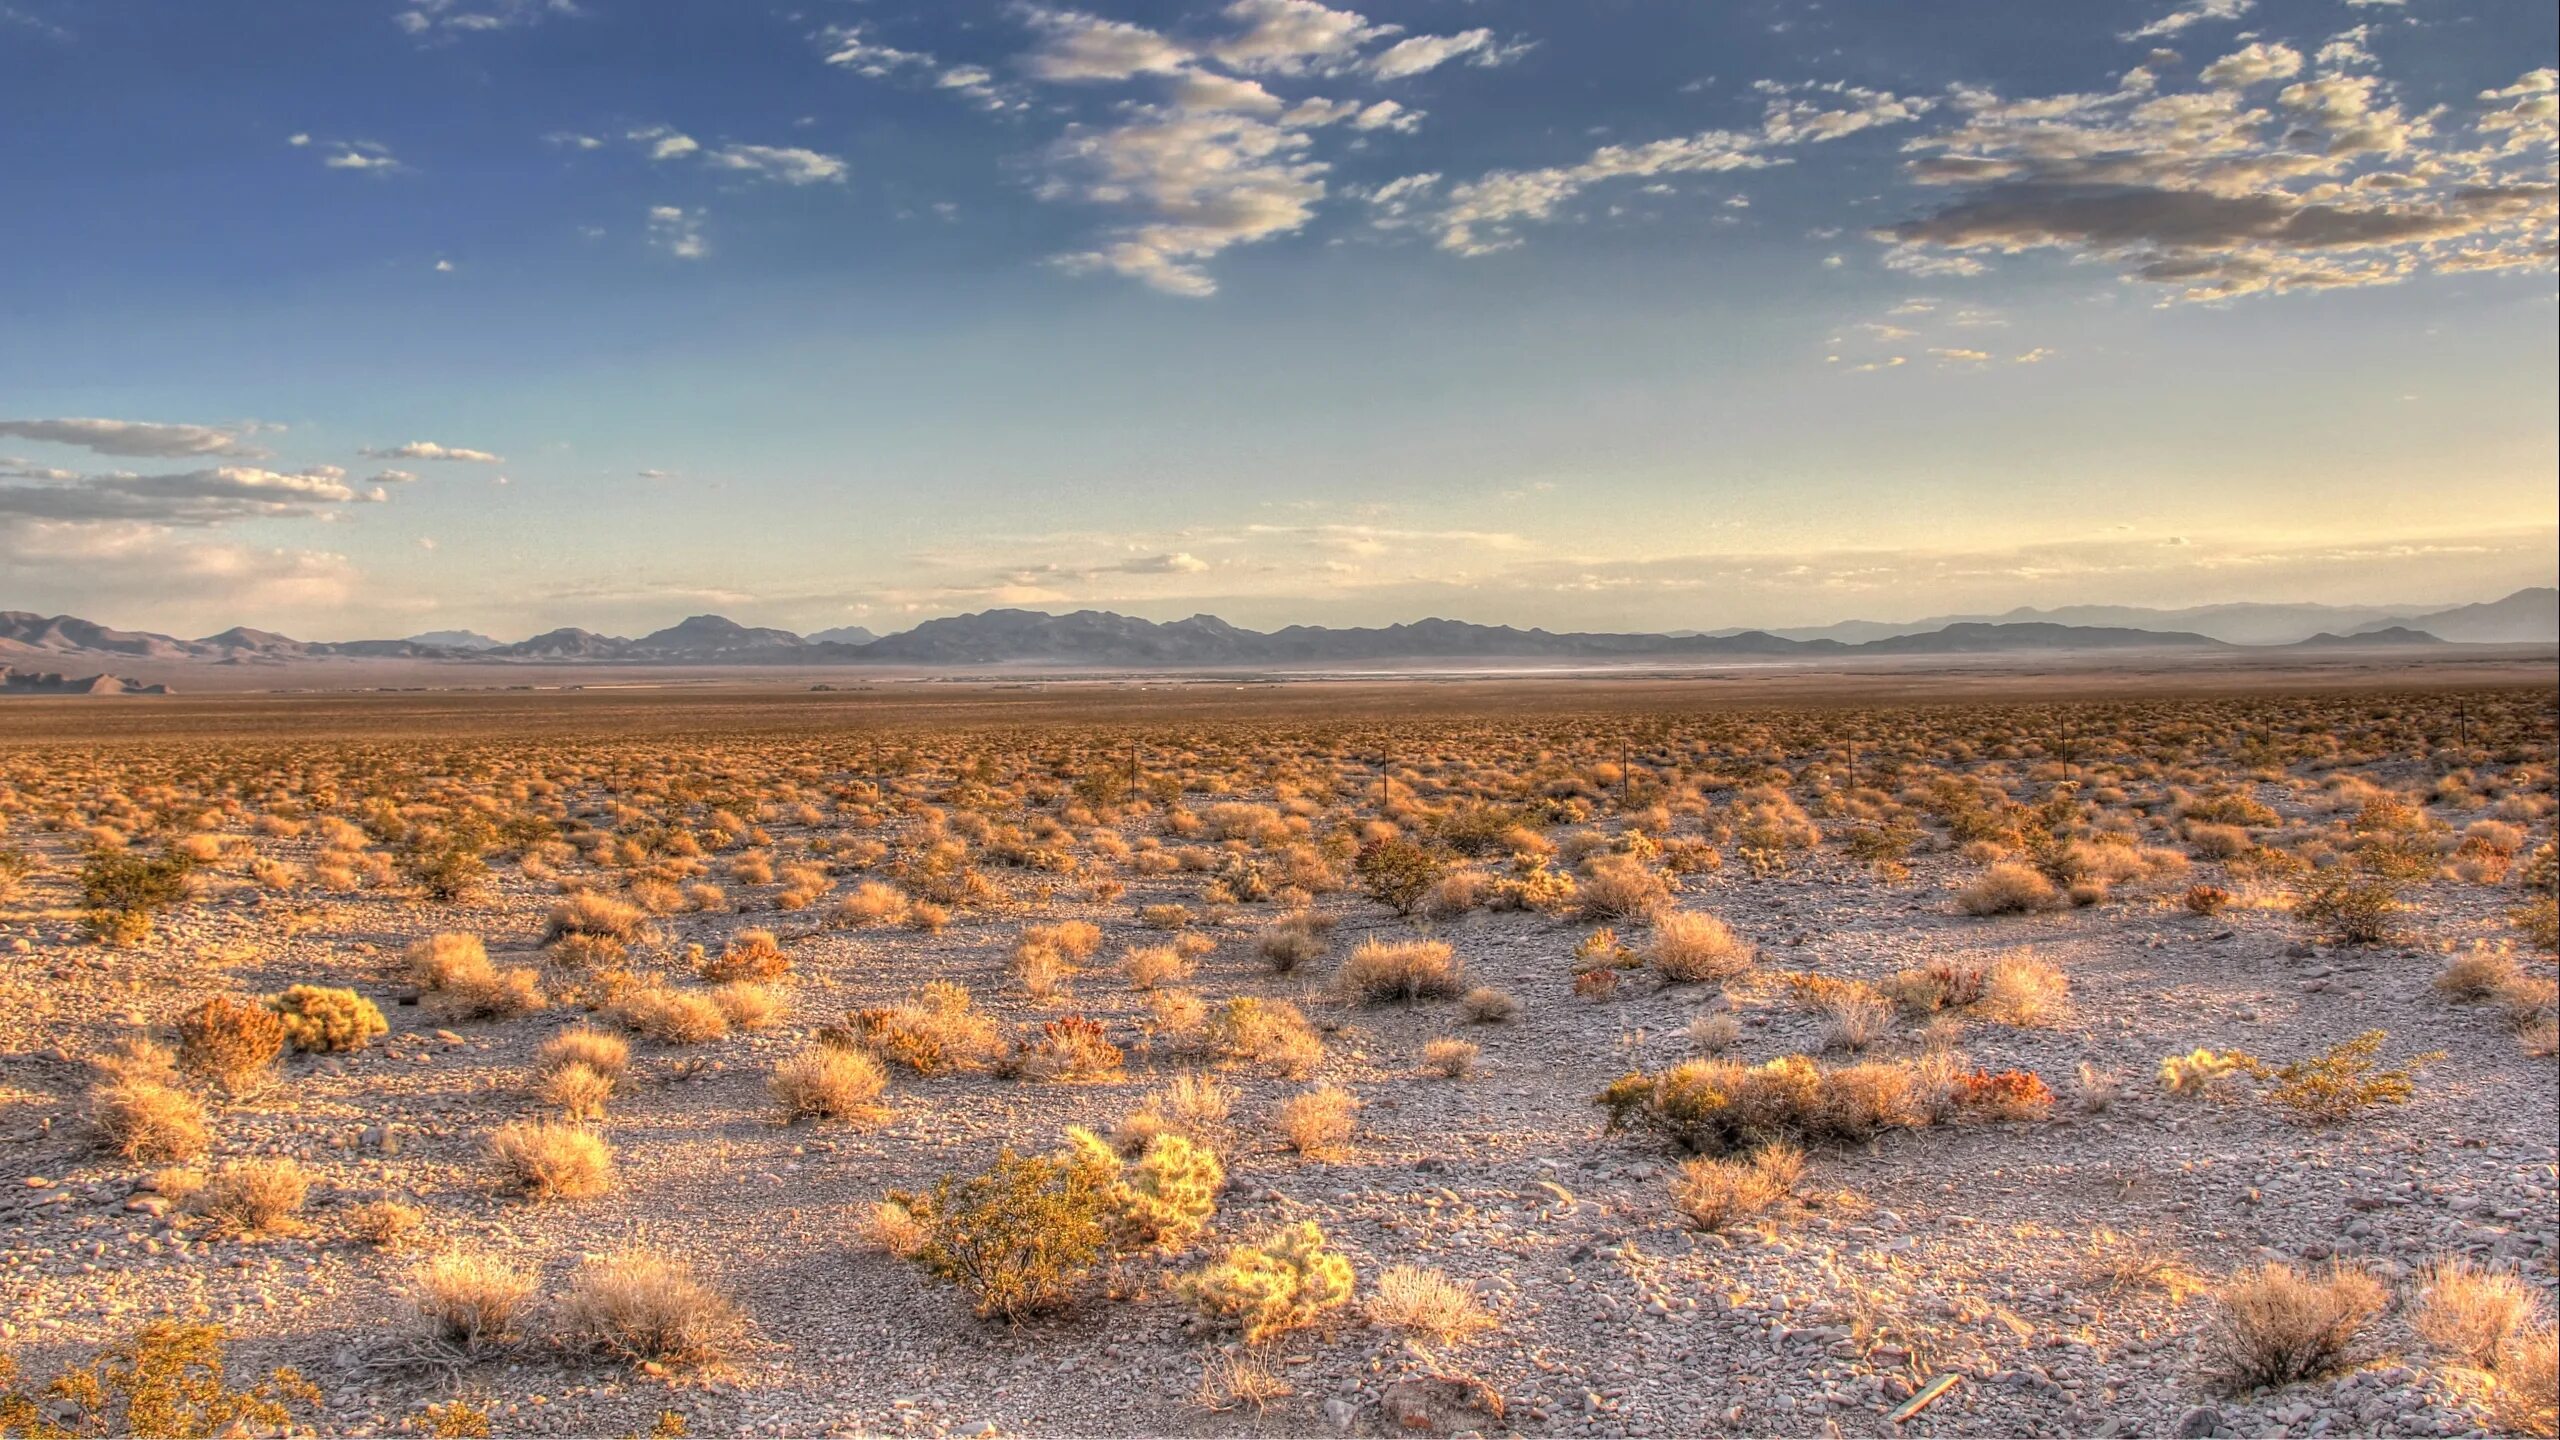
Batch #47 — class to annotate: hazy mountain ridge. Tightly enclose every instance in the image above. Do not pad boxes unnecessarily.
[1731,590,2556,646]
[1,589,2547,669]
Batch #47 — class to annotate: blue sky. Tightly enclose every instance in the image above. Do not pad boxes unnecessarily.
[1,0,2553,640]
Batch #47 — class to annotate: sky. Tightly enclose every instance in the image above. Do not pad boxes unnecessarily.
[0,0,2554,642]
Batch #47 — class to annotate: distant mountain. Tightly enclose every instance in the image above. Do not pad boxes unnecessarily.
[2288,627,2446,649]
[5,592,2547,670]
[2351,588,2556,644]
[408,629,505,651]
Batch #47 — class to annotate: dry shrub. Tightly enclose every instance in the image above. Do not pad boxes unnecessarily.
[2413,1258,2548,1369]
[557,1250,747,1367]
[1671,1143,1803,1231]
[1422,1037,1479,1078]
[347,1199,426,1248]
[1957,863,2059,916]
[1577,855,1672,921]
[610,985,732,1045]
[545,892,648,945]
[88,1078,208,1162]
[1459,986,1518,1024]
[999,1015,1124,1082]
[2490,1323,2559,1438]
[1114,1075,1235,1155]
[1816,985,1896,1053]
[1123,943,1195,991]
[1689,1013,1742,1053]
[771,1046,889,1123]
[487,1120,614,1201]
[1338,937,1464,1004]
[1255,912,1332,973]
[834,881,912,927]
[845,981,1002,1073]
[1645,911,1755,984]
[1367,1265,1494,1344]
[1198,997,1323,1077]
[537,1025,630,1084]
[1978,951,2070,1026]
[408,1250,536,1350]
[1025,920,1104,961]
[175,996,284,1088]
[710,979,784,1031]
[411,933,548,1020]
[1600,1054,1927,1154]
[192,1158,311,1238]
[1274,1086,1360,1159]
[700,929,791,982]
[2204,1261,2385,1392]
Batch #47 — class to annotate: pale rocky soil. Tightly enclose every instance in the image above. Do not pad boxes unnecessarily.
[1,721,2554,1439]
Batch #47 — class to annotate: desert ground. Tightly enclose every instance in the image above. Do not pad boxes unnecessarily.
[1,672,2554,1439]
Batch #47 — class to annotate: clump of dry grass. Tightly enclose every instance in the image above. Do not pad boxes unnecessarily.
[1957,863,2060,916]
[1644,911,1755,983]
[700,928,792,982]
[1576,855,1672,921]
[1977,950,2070,1026]
[1122,943,1195,991]
[487,1120,615,1201]
[2413,1258,2548,1369]
[87,1078,208,1162]
[1255,911,1333,973]
[770,1046,888,1123]
[408,1250,537,1351]
[545,891,648,946]
[833,880,913,927]
[192,1157,312,1238]
[1338,937,1465,1004]
[1422,1036,1479,1078]
[1671,1143,1803,1231]
[410,933,549,1020]
[709,979,784,1031]
[1459,986,1518,1024]
[1367,1265,1494,1344]
[347,1199,426,1248]
[1114,1074,1235,1156]
[1274,1086,1360,1159]
[557,1250,747,1367]
[2203,1261,2385,1392]
[609,984,732,1045]
[843,981,1003,1073]
[174,995,284,1089]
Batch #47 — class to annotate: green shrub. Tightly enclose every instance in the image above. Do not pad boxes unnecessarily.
[2295,874,2399,945]
[266,986,387,1053]
[1176,1221,1356,1343]
[2259,1030,2440,1125]
[1354,839,1445,916]
[888,1148,1111,1321]
[78,850,195,945]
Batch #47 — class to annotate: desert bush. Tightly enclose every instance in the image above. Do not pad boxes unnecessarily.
[1459,986,1518,1024]
[1599,1054,1927,1154]
[1671,1143,1803,1231]
[1951,1067,2057,1121]
[2260,1030,2440,1124]
[1068,1127,1223,1253]
[1355,839,1445,916]
[1338,936,1464,1004]
[1576,855,1672,921]
[2436,943,2523,1002]
[1255,911,1332,972]
[1644,910,1754,983]
[1274,1085,1360,1159]
[2295,874,2400,945]
[2183,883,2233,916]
[771,1046,889,1123]
[1115,1074,1236,1155]
[2489,1323,2558,1438]
[537,1025,630,1086]
[1422,1037,1479,1078]
[1978,951,2069,1026]
[558,1250,747,1367]
[709,979,783,1031]
[0,1322,317,1437]
[843,981,1002,1073]
[1367,1265,1494,1344]
[2204,1261,2385,1392]
[175,996,285,1088]
[1957,863,2058,916]
[701,929,791,982]
[544,891,648,946]
[87,1078,209,1162]
[888,1148,1111,1321]
[834,880,913,927]
[78,849,194,945]
[347,1199,426,1248]
[1123,942,1194,991]
[408,1250,536,1350]
[408,933,547,1019]
[266,985,387,1053]
[2158,1047,2257,1097]
[192,1158,311,1238]
[487,1120,614,1200]
[2413,1258,2548,1369]
[610,985,732,1045]
[1177,1222,1355,1344]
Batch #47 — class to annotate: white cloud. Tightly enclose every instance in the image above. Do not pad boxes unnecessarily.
[629,125,701,161]
[1367,29,1495,81]
[706,144,847,185]
[1022,7,1190,81]
[647,205,709,260]
[2199,42,2304,89]
[1207,0,1384,75]
[1044,107,1328,295]
[2123,0,2252,42]
[361,441,502,463]
[0,465,357,524]
[0,418,267,460]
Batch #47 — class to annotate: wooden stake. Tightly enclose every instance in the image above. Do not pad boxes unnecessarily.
[1887,1374,1961,1426]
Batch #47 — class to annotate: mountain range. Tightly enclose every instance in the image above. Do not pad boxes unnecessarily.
[2,587,2547,673]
